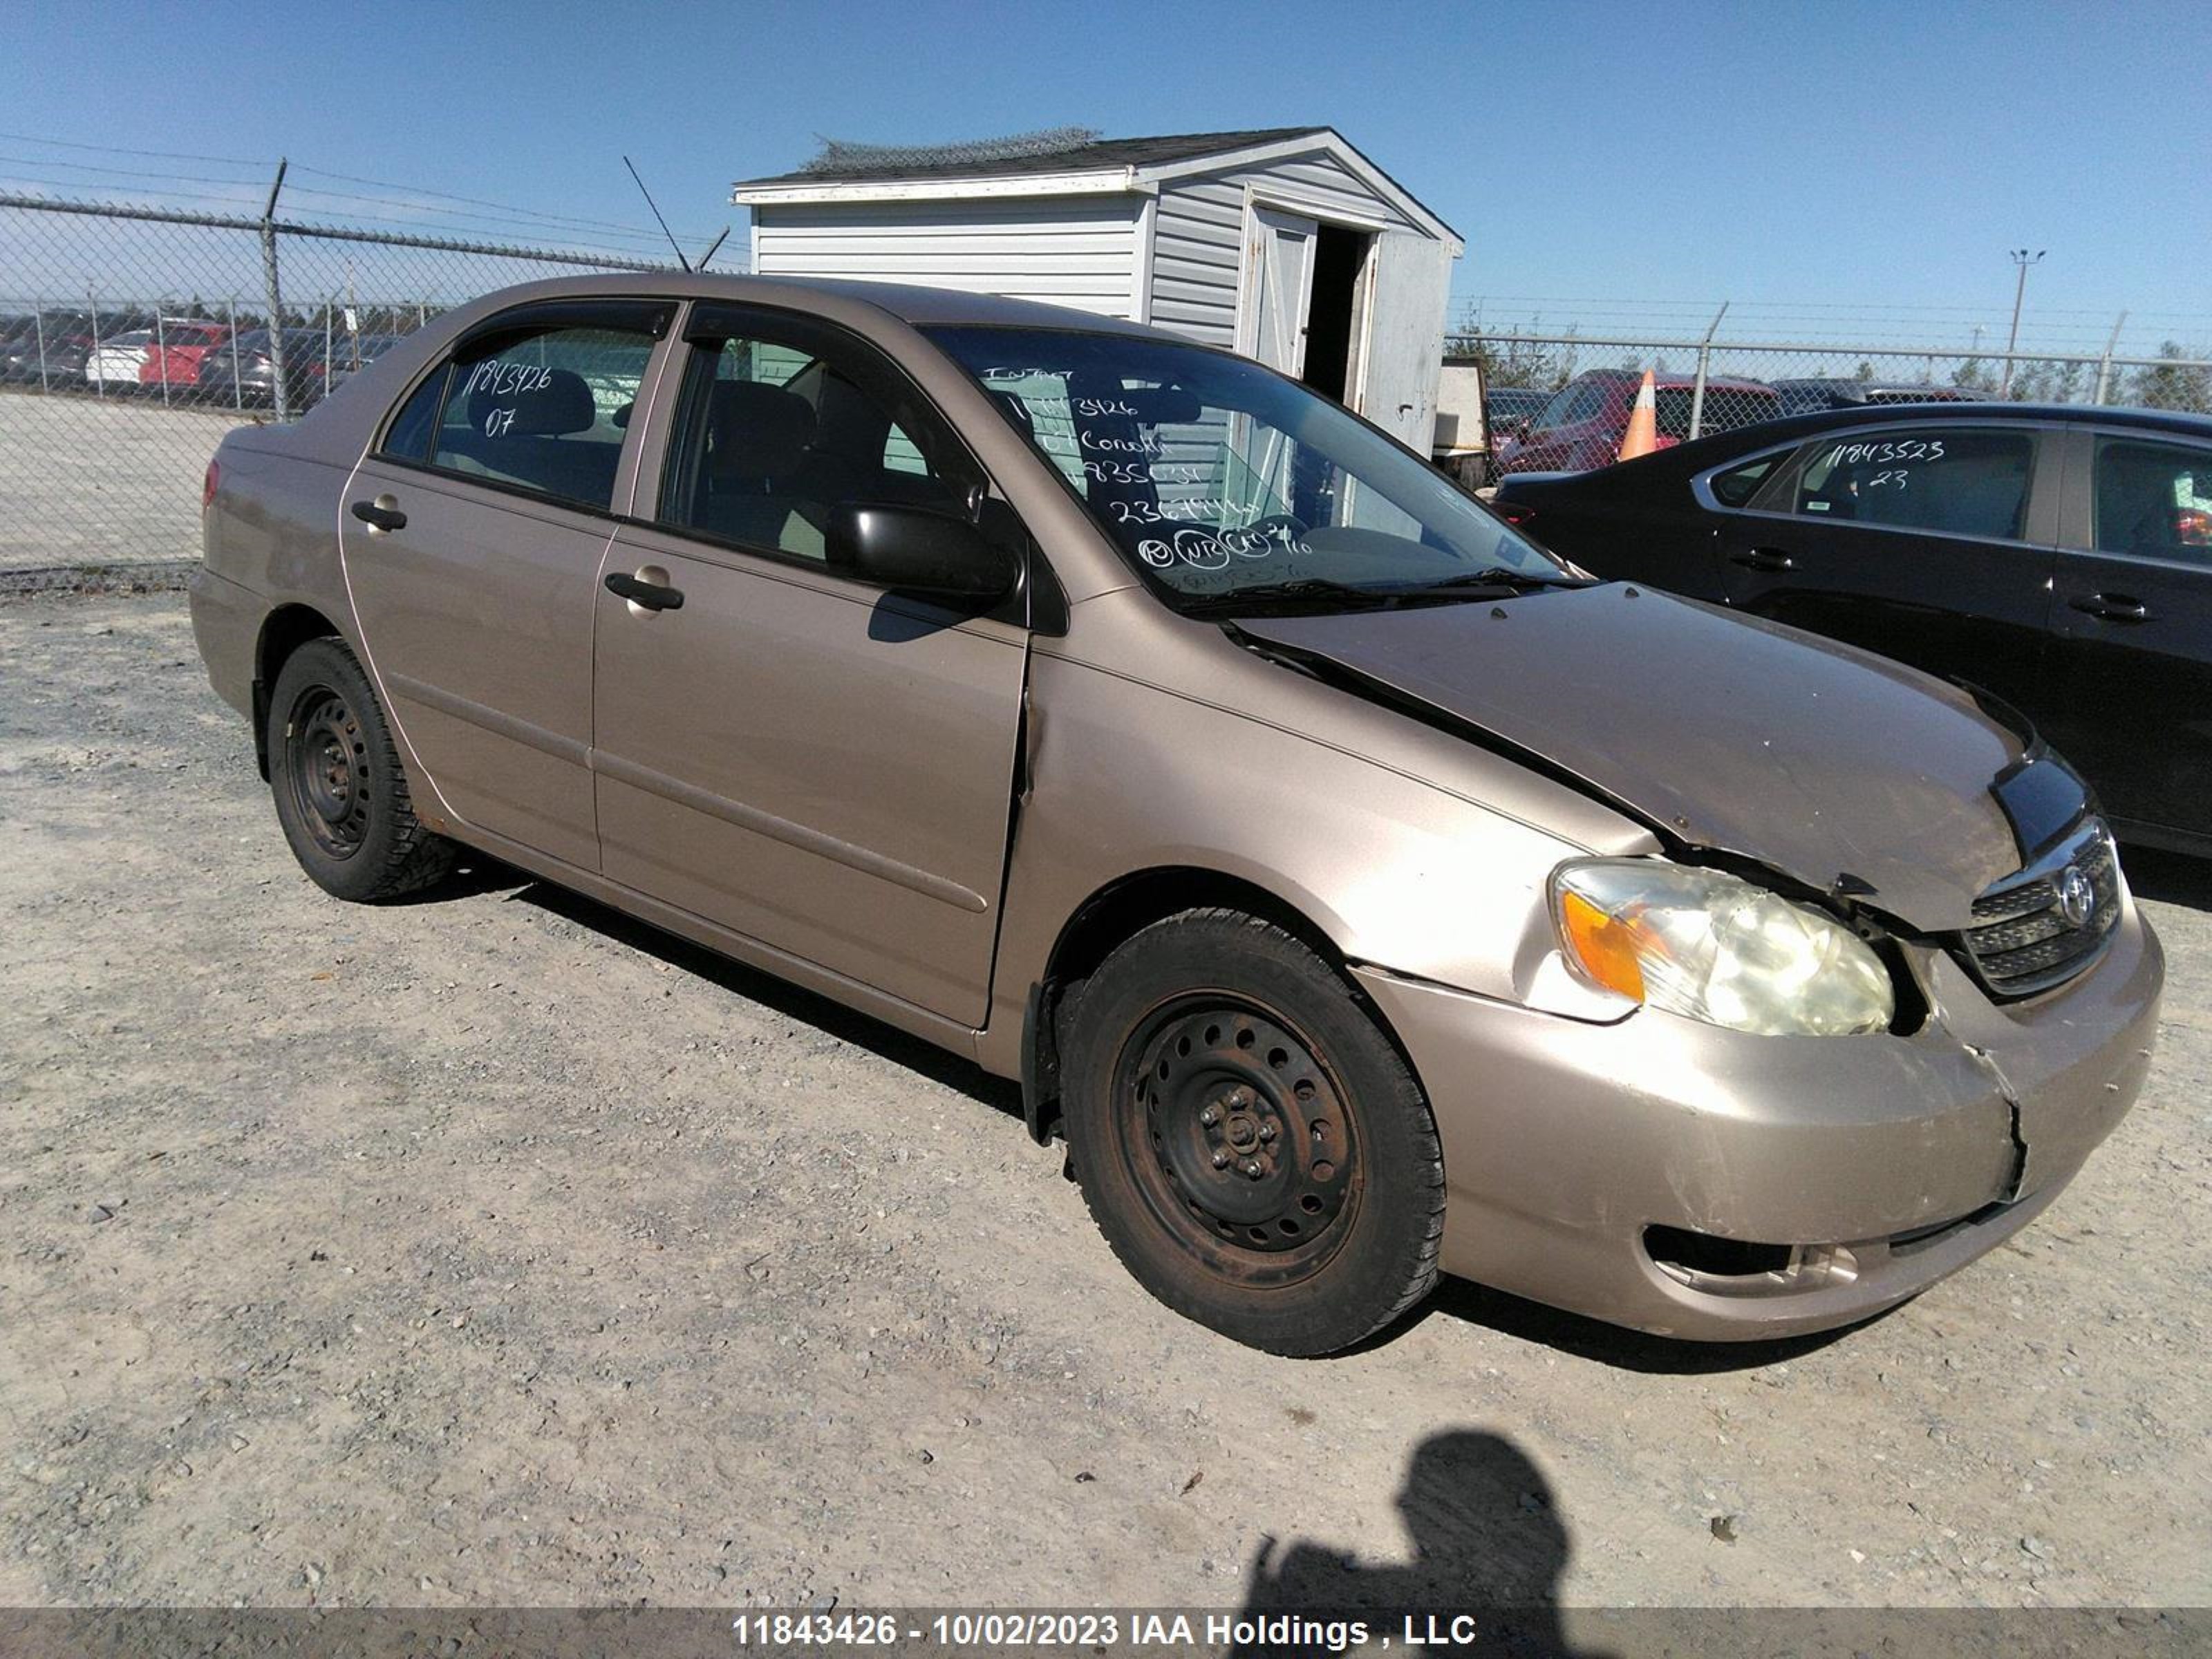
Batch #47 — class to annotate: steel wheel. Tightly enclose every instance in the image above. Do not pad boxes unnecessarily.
[283,685,373,861]
[1063,908,1445,1355]
[1121,995,1361,1286]
[265,637,455,902]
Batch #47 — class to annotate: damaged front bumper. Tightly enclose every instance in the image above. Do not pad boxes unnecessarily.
[1354,902,2163,1341]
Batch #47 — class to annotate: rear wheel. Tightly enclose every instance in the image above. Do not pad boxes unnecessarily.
[266,637,454,902]
[1062,909,1445,1355]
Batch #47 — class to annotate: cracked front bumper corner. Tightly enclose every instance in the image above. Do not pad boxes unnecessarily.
[1356,905,2162,1341]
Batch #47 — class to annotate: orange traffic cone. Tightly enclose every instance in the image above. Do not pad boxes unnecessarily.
[1617,369,1658,462]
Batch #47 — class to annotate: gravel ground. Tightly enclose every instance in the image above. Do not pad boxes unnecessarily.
[2,592,2209,1621]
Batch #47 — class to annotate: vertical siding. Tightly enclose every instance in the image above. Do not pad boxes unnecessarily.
[1150,149,1421,351]
[750,198,1141,317]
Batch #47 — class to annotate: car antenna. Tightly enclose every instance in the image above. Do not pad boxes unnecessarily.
[623,156,691,272]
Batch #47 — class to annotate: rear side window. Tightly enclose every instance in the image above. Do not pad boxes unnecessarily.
[1535,380,1609,429]
[1708,453,1782,507]
[378,368,445,462]
[425,324,655,510]
[2092,437,2212,564]
[1792,428,2034,541]
[1666,386,1780,438]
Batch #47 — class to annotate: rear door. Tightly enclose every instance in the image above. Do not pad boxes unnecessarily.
[339,298,670,870]
[1714,420,2063,714]
[2043,426,2212,837]
[590,303,1031,1025]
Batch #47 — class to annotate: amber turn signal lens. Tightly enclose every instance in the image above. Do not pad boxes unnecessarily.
[1558,888,1646,1004]
[201,460,220,512]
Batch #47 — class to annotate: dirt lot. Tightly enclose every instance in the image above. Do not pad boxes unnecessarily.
[3,593,2209,1620]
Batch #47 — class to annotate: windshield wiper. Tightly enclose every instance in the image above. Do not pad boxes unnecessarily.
[1400,565,1587,596]
[1177,578,1403,617]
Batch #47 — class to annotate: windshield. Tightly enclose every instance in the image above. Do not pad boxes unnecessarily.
[926,326,1571,614]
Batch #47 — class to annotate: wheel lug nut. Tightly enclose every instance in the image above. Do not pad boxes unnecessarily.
[1258,1123,1277,1141]
[1243,1160,1264,1179]
[1211,1151,1230,1170]
[1199,1107,1219,1127]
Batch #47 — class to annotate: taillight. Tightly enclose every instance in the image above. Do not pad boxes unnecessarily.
[202,459,220,511]
[1494,499,1536,527]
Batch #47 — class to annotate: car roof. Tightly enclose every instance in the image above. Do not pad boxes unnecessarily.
[422,269,1177,342]
[1525,397,2212,489]
[1575,367,1773,391]
[1718,398,2212,442]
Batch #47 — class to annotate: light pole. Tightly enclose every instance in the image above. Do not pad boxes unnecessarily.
[2000,249,2045,397]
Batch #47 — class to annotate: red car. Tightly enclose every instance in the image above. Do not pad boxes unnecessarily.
[1493,368,1781,475]
[138,320,232,390]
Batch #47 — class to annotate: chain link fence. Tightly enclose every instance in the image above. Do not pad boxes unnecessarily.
[1454,330,2212,478]
[0,192,689,586]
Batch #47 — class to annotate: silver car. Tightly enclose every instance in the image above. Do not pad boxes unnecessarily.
[189,274,2162,1354]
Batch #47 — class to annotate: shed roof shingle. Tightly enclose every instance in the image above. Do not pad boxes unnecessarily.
[734,126,1330,189]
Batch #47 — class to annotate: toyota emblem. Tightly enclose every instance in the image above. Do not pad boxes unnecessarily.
[2056,865,2096,928]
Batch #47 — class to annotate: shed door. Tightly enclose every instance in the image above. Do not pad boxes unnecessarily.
[1358,230,1452,452]
[1246,207,1318,377]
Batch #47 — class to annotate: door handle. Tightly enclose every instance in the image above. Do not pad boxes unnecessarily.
[2068,592,2148,623]
[605,570,685,612]
[349,499,406,532]
[1729,547,1794,572]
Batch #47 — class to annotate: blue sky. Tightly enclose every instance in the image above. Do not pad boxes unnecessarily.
[7,0,2209,352]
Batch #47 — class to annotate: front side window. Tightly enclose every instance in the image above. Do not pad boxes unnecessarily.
[411,321,656,510]
[927,326,1571,614]
[2092,436,2212,563]
[1791,427,2034,541]
[657,315,973,564]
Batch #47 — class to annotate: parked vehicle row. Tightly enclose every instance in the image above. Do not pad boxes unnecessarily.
[0,311,404,406]
[1488,368,1996,477]
[190,273,2160,1356]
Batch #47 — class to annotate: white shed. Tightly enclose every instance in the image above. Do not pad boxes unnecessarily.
[733,127,1463,452]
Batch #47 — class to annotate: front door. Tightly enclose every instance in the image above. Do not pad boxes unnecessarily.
[591,304,1029,1025]
[2045,427,2212,838]
[340,300,668,870]
[1716,420,2062,721]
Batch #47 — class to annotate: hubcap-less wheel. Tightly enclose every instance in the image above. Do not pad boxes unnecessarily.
[285,686,372,861]
[1064,910,1444,1355]
[1121,996,1361,1288]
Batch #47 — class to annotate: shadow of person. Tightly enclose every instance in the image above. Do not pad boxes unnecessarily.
[1231,1430,1609,1658]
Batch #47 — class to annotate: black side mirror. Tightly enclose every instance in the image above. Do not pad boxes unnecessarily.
[826,501,1020,602]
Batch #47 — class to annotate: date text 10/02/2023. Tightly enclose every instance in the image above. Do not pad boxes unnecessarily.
[731,1611,1489,1650]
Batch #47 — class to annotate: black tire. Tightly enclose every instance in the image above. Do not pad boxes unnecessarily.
[265,636,455,902]
[1062,909,1445,1356]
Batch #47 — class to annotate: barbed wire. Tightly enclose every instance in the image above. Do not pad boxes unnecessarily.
[0,134,722,263]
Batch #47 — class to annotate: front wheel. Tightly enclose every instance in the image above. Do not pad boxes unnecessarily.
[1062,910,1445,1355]
[266,637,455,902]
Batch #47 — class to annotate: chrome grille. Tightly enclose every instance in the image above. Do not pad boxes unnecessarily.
[1958,823,2121,997]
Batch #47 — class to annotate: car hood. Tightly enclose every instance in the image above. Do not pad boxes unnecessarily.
[1237,583,2052,931]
